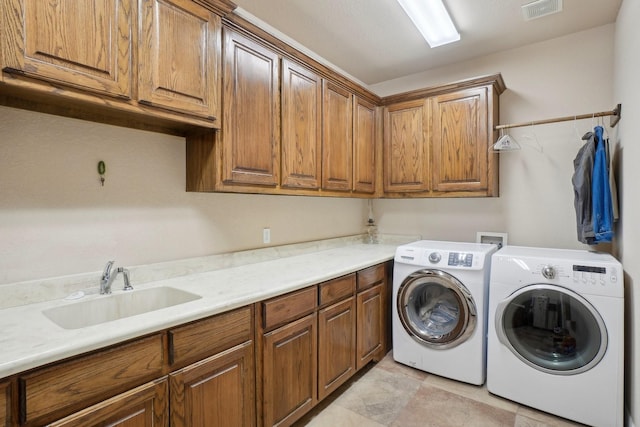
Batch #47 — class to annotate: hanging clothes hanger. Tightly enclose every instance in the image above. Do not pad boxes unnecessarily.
[491,128,521,152]
[519,123,543,153]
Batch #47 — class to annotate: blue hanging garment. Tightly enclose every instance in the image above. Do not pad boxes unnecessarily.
[592,126,613,243]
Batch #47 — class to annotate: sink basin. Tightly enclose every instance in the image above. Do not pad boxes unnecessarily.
[43,287,202,329]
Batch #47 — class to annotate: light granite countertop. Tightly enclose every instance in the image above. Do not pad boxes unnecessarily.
[0,235,417,379]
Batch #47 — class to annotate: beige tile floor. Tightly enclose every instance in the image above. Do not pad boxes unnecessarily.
[294,352,585,427]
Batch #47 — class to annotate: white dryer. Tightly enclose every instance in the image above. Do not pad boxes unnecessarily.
[393,240,498,385]
[487,246,624,427]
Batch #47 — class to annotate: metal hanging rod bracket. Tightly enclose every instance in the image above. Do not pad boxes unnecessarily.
[495,103,622,131]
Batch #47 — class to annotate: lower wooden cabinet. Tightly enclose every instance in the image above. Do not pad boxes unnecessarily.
[356,284,384,370]
[19,334,166,426]
[262,313,317,427]
[7,262,391,427]
[318,297,356,401]
[49,377,168,427]
[1,380,11,427]
[170,340,255,427]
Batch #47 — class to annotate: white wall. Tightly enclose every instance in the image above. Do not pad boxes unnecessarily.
[372,24,616,250]
[614,0,640,423]
[0,107,366,284]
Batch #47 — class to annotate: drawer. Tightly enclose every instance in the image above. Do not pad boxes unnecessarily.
[357,263,386,291]
[169,305,253,367]
[318,274,355,307]
[262,286,317,331]
[19,333,165,426]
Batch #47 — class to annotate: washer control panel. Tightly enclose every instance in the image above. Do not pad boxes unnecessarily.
[395,246,489,270]
[448,252,473,267]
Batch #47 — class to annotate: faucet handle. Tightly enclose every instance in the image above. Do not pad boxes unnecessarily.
[102,260,115,280]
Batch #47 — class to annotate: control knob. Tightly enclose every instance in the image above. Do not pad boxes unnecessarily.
[542,265,556,280]
[428,252,441,263]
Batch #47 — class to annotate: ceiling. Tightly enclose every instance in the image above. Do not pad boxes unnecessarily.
[231,0,622,87]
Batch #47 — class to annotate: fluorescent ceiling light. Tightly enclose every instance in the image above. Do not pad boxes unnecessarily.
[396,0,460,48]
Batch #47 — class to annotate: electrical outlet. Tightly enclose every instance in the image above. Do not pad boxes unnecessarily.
[263,228,271,244]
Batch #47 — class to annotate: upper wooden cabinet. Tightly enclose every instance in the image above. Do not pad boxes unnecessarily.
[222,28,280,187]
[322,81,353,191]
[2,0,135,98]
[138,0,221,119]
[383,99,430,193]
[0,0,234,133]
[353,96,377,194]
[281,59,322,189]
[382,76,503,197]
[430,87,490,193]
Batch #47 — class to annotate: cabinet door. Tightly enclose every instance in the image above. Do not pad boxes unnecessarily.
[170,341,255,427]
[262,313,317,427]
[356,284,384,370]
[281,59,322,189]
[49,378,168,427]
[2,0,133,98]
[222,29,280,186]
[1,380,10,427]
[318,297,356,401]
[322,81,353,191]
[353,96,376,194]
[431,87,489,192]
[383,99,430,193]
[138,0,221,119]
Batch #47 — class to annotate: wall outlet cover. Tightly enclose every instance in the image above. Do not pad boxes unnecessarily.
[476,232,508,249]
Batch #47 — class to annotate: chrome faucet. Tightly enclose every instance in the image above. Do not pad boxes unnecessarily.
[100,261,134,294]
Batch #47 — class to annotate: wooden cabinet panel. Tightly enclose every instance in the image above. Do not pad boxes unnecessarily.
[322,81,353,191]
[383,99,430,192]
[170,341,255,427]
[281,59,322,189]
[1,380,10,427]
[262,286,317,331]
[138,0,221,119]
[356,263,385,292]
[19,334,165,425]
[318,274,355,307]
[262,313,317,427]
[49,377,168,427]
[353,96,377,193]
[318,297,356,401]
[356,284,384,370]
[169,306,253,368]
[222,28,280,186]
[2,0,134,98]
[431,87,489,192]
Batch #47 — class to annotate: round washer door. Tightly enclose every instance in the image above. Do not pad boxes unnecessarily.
[397,269,477,349]
[495,284,607,375]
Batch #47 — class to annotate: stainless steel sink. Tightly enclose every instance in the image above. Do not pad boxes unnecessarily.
[42,286,202,329]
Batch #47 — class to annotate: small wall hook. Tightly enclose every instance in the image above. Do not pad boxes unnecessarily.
[97,161,106,186]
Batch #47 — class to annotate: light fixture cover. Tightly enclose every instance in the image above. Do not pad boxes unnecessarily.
[397,0,460,48]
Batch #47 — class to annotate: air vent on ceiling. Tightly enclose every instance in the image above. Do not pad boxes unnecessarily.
[521,0,563,21]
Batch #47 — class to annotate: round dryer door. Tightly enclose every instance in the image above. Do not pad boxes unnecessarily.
[397,269,477,349]
[495,284,607,375]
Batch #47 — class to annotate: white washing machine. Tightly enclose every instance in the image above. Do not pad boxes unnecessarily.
[393,240,498,385]
[487,246,624,427]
